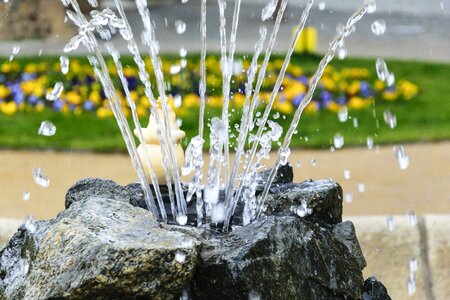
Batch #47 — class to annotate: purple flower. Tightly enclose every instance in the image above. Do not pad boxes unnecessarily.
[292,93,304,107]
[336,96,347,105]
[318,91,333,108]
[83,100,94,111]
[27,95,37,105]
[360,81,372,97]
[53,99,64,112]
[297,75,309,86]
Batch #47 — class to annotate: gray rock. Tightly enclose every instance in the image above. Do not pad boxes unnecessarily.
[257,163,294,189]
[332,221,367,270]
[0,198,199,299]
[65,178,130,209]
[189,216,364,299]
[362,276,392,300]
[263,179,343,225]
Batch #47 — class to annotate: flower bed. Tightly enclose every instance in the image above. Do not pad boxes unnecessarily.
[0,56,418,118]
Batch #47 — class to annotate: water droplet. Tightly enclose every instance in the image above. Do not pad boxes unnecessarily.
[358,183,365,193]
[248,291,261,300]
[318,1,326,11]
[170,64,181,74]
[176,118,183,127]
[296,160,301,168]
[365,0,377,14]
[345,193,353,203]
[337,47,347,60]
[311,159,317,167]
[261,0,278,21]
[291,200,313,217]
[174,94,182,108]
[383,110,397,129]
[38,121,56,136]
[408,272,416,295]
[273,112,280,120]
[179,47,187,57]
[24,216,36,233]
[353,118,358,128]
[375,58,389,82]
[12,44,20,55]
[409,257,418,273]
[407,211,417,226]
[394,145,409,170]
[211,202,225,224]
[32,168,50,187]
[176,214,188,225]
[181,0,188,3]
[367,137,374,150]
[371,20,386,36]
[333,133,344,149]
[344,169,351,179]
[175,251,186,263]
[174,20,186,34]
[46,82,64,101]
[280,147,291,166]
[60,56,70,74]
[386,72,395,86]
[386,215,395,231]
[338,106,348,122]
[23,191,30,201]
[87,0,98,7]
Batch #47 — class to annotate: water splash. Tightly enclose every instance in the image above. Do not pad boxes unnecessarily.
[32,168,50,187]
[371,20,386,36]
[46,82,64,101]
[38,121,56,136]
[394,145,410,170]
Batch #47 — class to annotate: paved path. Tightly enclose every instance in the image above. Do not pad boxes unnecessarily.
[0,141,448,221]
[1,0,449,62]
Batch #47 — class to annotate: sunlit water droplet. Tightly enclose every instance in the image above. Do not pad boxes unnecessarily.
[407,211,417,226]
[32,168,50,187]
[211,202,225,224]
[24,216,36,233]
[383,110,397,129]
[181,0,188,3]
[179,47,187,57]
[353,118,358,128]
[176,214,188,225]
[175,251,186,263]
[408,272,416,295]
[345,193,353,203]
[358,183,365,193]
[333,133,344,149]
[338,106,348,122]
[23,191,30,201]
[174,20,186,34]
[371,20,386,36]
[273,112,280,120]
[365,0,377,14]
[174,94,182,108]
[337,47,347,60]
[367,137,374,150]
[394,145,410,170]
[38,121,56,136]
[409,257,418,273]
[376,58,389,81]
[386,215,395,231]
[318,1,326,11]
[311,159,317,167]
[261,0,278,21]
[46,82,64,101]
[60,56,69,74]
[344,169,351,179]
[170,64,181,74]
[280,147,291,166]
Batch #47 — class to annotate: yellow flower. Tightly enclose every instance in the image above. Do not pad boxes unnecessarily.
[304,101,319,114]
[382,90,398,101]
[320,76,336,92]
[35,102,45,112]
[24,64,38,74]
[232,93,246,107]
[96,107,112,118]
[0,85,10,98]
[346,81,360,96]
[283,81,306,100]
[66,91,82,105]
[184,93,200,107]
[1,63,12,73]
[0,102,17,115]
[327,101,342,113]
[348,96,371,109]
[209,95,223,108]
[136,105,148,118]
[275,100,293,115]
[374,80,385,92]
[398,80,418,100]
[89,90,102,105]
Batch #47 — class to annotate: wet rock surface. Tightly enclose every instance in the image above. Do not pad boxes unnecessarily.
[362,276,392,300]
[0,198,199,299]
[1,175,389,299]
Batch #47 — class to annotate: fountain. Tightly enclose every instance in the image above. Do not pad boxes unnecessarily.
[0,0,392,299]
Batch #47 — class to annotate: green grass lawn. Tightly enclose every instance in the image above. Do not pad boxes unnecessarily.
[0,55,449,152]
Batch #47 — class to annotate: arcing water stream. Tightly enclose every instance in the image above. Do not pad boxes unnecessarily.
[61,0,376,230]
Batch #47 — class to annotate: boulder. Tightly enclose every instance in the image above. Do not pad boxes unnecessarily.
[189,216,364,299]
[362,276,392,300]
[332,221,367,270]
[263,179,343,226]
[0,198,199,299]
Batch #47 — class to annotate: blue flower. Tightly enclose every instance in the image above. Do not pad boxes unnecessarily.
[53,99,64,112]
[83,100,95,111]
